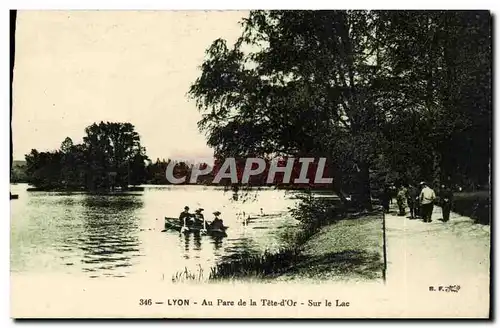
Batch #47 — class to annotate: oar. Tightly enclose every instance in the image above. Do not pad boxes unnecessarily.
[201,215,208,235]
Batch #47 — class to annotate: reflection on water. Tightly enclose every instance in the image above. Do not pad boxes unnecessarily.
[179,232,226,259]
[10,184,300,281]
[211,235,224,251]
[78,196,142,278]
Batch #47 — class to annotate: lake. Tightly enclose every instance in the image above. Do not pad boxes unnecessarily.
[10,184,301,282]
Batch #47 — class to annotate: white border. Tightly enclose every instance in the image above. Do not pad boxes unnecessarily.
[1,0,500,10]
[1,1,498,327]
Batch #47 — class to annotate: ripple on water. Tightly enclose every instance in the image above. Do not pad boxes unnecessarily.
[11,185,301,279]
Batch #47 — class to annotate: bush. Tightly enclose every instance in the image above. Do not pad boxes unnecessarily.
[289,192,343,235]
[452,191,490,225]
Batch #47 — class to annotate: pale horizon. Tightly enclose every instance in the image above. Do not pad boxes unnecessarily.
[12,10,249,161]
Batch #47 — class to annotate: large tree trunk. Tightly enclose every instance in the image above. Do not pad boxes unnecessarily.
[432,149,442,189]
[326,156,349,207]
[353,162,373,210]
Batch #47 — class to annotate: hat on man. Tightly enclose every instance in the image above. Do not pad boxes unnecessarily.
[184,206,189,210]
[195,208,204,213]
[420,181,426,186]
[213,211,221,216]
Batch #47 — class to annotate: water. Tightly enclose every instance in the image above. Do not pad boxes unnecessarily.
[10,184,301,282]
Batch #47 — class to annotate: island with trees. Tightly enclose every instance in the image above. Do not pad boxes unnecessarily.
[23,122,149,192]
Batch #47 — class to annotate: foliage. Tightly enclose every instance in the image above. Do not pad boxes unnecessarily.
[145,159,214,185]
[25,122,149,191]
[11,161,29,183]
[188,10,491,210]
[452,191,490,225]
[289,191,343,234]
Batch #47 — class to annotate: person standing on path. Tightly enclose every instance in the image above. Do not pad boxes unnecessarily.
[396,184,408,216]
[419,182,436,222]
[439,184,454,222]
[389,183,397,205]
[407,183,419,219]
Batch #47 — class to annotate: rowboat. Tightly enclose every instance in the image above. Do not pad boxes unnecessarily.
[163,217,228,237]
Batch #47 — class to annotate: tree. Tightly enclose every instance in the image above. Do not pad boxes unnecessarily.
[189,11,391,208]
[60,137,74,154]
[83,122,148,190]
[24,122,149,191]
[25,149,64,189]
[189,10,491,209]
[376,11,491,187]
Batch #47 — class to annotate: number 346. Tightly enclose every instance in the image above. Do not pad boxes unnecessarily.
[139,299,152,306]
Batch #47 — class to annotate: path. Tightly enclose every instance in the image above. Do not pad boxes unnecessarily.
[384,204,490,317]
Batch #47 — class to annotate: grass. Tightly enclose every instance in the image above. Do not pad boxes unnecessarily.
[452,191,490,225]
[209,248,303,280]
[208,212,385,282]
[171,265,205,283]
[279,214,384,281]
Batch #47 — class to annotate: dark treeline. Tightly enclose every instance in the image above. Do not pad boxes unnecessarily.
[188,10,492,209]
[146,157,335,188]
[24,122,148,191]
[22,122,290,189]
[21,141,339,189]
[145,159,213,185]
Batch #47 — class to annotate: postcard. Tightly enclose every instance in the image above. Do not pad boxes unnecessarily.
[9,9,491,319]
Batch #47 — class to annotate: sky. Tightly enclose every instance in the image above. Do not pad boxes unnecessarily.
[12,10,248,161]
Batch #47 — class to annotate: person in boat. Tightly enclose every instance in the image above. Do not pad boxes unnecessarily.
[209,211,225,230]
[179,206,193,226]
[194,208,205,227]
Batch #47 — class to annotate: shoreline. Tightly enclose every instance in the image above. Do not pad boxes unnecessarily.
[208,211,385,283]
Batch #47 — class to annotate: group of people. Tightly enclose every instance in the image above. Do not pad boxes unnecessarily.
[383,181,454,223]
[178,206,225,230]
